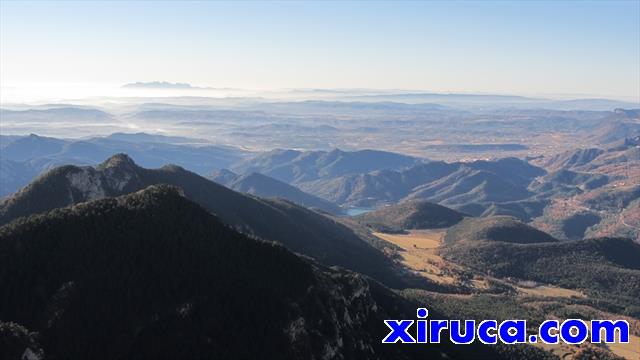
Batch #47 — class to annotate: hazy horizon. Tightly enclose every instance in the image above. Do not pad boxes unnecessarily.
[1,82,639,105]
[1,1,639,103]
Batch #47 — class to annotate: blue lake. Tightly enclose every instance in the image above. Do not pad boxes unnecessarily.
[344,207,375,216]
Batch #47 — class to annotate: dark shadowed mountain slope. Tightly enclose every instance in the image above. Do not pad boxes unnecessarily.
[230,148,419,183]
[443,216,558,245]
[0,322,43,359]
[355,200,467,232]
[210,170,342,214]
[0,185,425,359]
[0,185,547,360]
[0,154,404,287]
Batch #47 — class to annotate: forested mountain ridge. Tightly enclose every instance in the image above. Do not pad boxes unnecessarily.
[0,185,423,359]
[0,154,406,287]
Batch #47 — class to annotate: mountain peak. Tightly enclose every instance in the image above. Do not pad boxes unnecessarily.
[126,184,186,202]
[444,216,558,245]
[98,153,137,170]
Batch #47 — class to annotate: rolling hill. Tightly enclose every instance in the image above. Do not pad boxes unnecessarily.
[443,216,558,245]
[355,200,467,232]
[230,148,419,183]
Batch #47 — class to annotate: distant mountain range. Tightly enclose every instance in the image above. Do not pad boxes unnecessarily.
[1,130,638,242]
[209,169,343,214]
[0,107,112,122]
[292,157,544,210]
[339,94,639,110]
[230,148,420,184]
[0,133,246,196]
[231,142,638,241]
[122,81,195,89]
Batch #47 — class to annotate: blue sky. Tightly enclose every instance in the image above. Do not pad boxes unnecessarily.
[1,1,638,100]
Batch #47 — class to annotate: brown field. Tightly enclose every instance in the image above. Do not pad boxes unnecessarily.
[375,230,584,298]
[608,333,640,360]
[373,230,459,285]
[517,285,584,298]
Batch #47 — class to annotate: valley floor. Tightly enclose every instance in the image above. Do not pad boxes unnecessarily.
[374,230,583,298]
